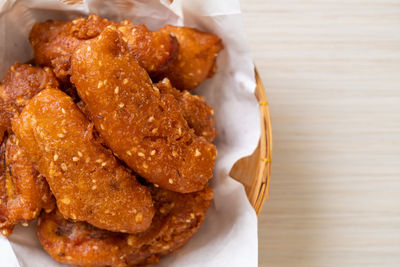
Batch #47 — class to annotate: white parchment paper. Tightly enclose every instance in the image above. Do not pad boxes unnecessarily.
[0,0,260,266]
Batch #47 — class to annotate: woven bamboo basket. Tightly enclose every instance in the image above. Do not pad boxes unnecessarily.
[230,68,272,215]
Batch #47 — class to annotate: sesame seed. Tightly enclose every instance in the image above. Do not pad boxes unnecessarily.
[87,46,91,52]
[138,152,145,157]
[150,150,156,156]
[135,213,143,222]
[148,116,154,122]
[152,86,160,93]
[101,162,107,167]
[92,179,96,183]
[152,128,158,134]
[72,157,79,161]
[103,79,107,85]
[172,151,178,157]
[178,128,182,135]
[169,179,173,184]
[190,213,195,218]
[114,86,119,94]
[143,163,148,168]
[62,128,67,133]
[2,230,9,236]
[100,124,105,130]
[195,149,201,157]
[122,36,128,42]
[126,151,132,156]
[118,103,125,108]
[86,157,90,163]
[123,78,128,84]
[77,151,83,157]
[61,198,70,204]
[154,184,159,188]
[53,154,59,161]
[98,81,103,88]
[93,246,98,250]
[96,159,103,164]
[61,108,66,114]
[92,185,97,190]
[57,133,64,138]
[22,222,28,227]
[71,214,77,220]
[61,163,68,171]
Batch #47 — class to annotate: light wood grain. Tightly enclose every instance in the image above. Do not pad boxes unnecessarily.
[240,0,400,266]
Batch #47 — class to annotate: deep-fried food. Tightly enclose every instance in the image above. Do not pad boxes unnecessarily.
[12,88,154,233]
[29,14,178,82]
[156,78,217,142]
[0,135,55,236]
[71,27,217,193]
[155,25,223,91]
[77,78,217,143]
[0,63,58,236]
[29,15,223,91]
[37,185,213,266]
[0,62,59,136]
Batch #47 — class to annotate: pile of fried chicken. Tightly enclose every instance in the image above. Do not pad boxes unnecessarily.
[0,14,222,266]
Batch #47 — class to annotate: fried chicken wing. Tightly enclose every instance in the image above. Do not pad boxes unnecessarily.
[0,135,55,236]
[37,185,213,266]
[0,62,59,135]
[155,25,223,91]
[12,88,154,233]
[70,27,216,193]
[156,78,217,142]
[29,14,177,82]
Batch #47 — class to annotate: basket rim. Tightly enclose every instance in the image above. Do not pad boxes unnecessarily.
[229,67,272,215]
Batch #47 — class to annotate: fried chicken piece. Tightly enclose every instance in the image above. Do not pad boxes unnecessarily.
[0,135,55,236]
[0,62,59,135]
[29,14,177,82]
[37,185,213,266]
[70,27,217,193]
[12,89,154,233]
[156,78,217,142]
[155,25,223,91]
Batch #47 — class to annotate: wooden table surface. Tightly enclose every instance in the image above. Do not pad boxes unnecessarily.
[240,1,400,266]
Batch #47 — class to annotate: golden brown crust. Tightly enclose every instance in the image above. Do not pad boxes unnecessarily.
[37,186,213,267]
[155,25,223,91]
[71,27,216,193]
[12,88,154,233]
[29,14,178,82]
[0,135,55,236]
[156,78,217,142]
[0,62,59,134]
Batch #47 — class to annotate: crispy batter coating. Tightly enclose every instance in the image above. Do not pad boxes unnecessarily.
[155,25,223,91]
[0,135,55,236]
[70,27,217,193]
[156,78,217,142]
[37,185,213,267]
[29,14,177,82]
[12,89,154,233]
[0,62,59,134]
